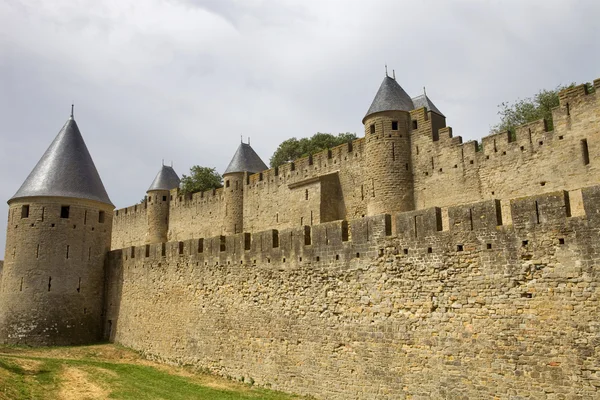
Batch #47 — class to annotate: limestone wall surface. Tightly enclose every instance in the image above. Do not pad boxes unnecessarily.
[112,203,147,249]
[104,186,600,399]
[412,81,600,209]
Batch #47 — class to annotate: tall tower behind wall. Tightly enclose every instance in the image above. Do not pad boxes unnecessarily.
[363,75,415,216]
[0,113,114,345]
[222,142,268,235]
[146,165,180,244]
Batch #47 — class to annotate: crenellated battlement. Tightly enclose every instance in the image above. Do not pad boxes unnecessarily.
[112,184,599,269]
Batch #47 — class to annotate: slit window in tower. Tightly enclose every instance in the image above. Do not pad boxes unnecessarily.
[412,120,418,130]
[60,206,70,219]
[305,189,309,200]
[99,211,105,223]
[582,139,590,165]
[370,124,375,134]
[226,180,230,188]
[21,205,29,219]
[392,121,398,130]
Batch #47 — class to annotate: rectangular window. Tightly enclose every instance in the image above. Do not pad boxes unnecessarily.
[21,205,29,219]
[391,121,398,130]
[162,196,167,201]
[60,206,70,219]
[582,139,590,165]
[98,211,105,223]
[370,124,375,134]
[145,245,150,258]
[226,180,230,188]
[412,120,418,130]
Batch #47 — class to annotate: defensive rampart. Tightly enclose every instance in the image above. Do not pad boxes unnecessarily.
[104,186,600,399]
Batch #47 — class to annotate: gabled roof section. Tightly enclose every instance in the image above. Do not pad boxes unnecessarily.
[224,142,268,175]
[10,115,113,206]
[412,94,445,117]
[148,165,181,192]
[363,76,414,123]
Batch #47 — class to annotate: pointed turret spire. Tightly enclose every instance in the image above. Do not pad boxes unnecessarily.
[363,76,414,123]
[10,114,112,205]
[411,91,445,117]
[224,142,267,175]
[148,165,180,192]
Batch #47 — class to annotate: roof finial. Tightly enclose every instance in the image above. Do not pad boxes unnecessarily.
[70,103,74,119]
[248,137,251,145]
[241,134,243,143]
[392,69,396,80]
[162,159,164,166]
[424,86,427,96]
[171,160,173,168]
[385,64,388,77]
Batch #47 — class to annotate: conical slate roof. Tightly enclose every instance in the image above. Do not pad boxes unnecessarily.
[412,94,445,117]
[224,142,268,175]
[363,76,414,123]
[10,115,113,206]
[148,165,180,192]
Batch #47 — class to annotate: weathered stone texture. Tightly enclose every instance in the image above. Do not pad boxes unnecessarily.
[1,197,113,345]
[104,188,600,399]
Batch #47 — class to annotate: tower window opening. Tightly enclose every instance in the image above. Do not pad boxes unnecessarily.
[84,210,87,225]
[392,121,398,130]
[305,189,309,200]
[581,139,590,165]
[77,277,81,293]
[412,120,418,129]
[145,245,150,257]
[48,276,52,292]
[36,244,39,259]
[226,180,230,188]
[21,205,29,219]
[162,195,167,201]
[60,206,70,219]
[66,245,70,259]
[370,124,375,134]
[99,211,105,223]
[178,241,184,255]
[161,243,166,257]
[130,246,135,258]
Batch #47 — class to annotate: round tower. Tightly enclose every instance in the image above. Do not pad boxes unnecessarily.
[222,141,268,235]
[363,75,415,216]
[0,111,114,345]
[146,165,180,244]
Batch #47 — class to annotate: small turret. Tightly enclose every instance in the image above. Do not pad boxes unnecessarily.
[363,74,415,216]
[0,111,114,345]
[223,141,267,235]
[146,165,180,244]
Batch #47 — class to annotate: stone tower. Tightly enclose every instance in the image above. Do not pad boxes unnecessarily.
[0,112,114,345]
[223,142,267,235]
[363,75,415,216]
[146,165,180,244]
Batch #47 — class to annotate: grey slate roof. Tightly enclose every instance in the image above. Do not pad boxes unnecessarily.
[364,76,414,122]
[411,94,445,117]
[224,143,268,175]
[148,165,181,192]
[10,116,113,206]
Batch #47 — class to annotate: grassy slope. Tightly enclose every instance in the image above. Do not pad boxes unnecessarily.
[0,344,307,400]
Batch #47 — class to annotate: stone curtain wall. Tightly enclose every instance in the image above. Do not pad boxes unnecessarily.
[111,203,147,249]
[104,187,600,399]
[411,80,600,209]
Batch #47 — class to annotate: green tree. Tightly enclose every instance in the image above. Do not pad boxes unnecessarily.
[491,83,597,134]
[270,132,357,168]
[180,166,222,194]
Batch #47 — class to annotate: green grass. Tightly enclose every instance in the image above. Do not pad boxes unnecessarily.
[0,344,306,400]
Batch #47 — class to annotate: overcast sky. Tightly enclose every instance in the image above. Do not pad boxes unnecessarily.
[1,0,599,255]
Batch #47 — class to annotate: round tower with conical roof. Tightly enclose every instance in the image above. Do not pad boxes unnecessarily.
[363,74,415,216]
[222,141,268,235]
[146,165,180,244]
[0,112,114,345]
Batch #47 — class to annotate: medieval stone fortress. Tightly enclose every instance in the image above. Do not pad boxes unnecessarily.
[1,74,599,399]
